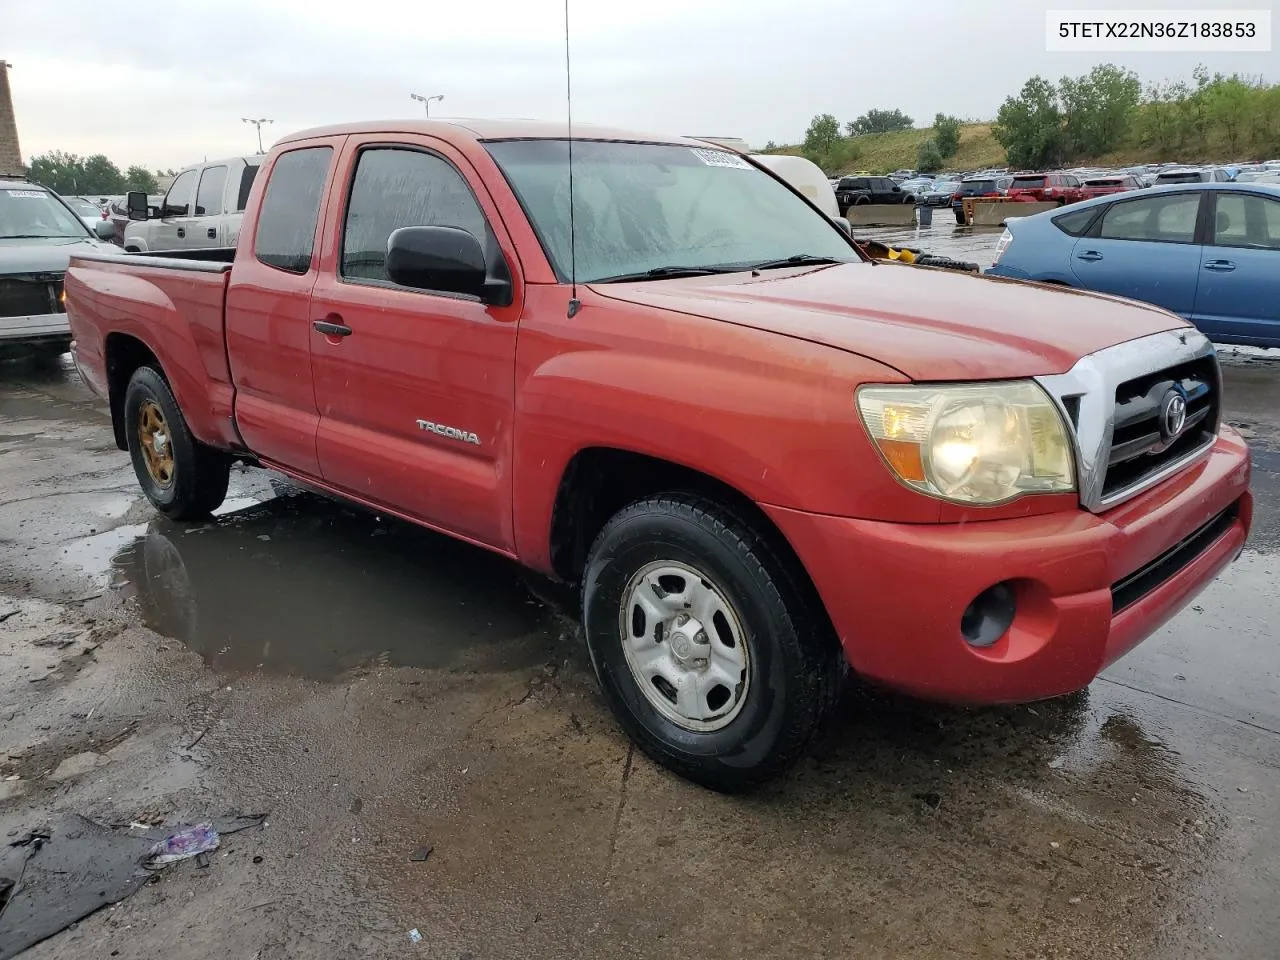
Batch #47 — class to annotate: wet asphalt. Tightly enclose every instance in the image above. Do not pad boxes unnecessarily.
[0,327,1278,958]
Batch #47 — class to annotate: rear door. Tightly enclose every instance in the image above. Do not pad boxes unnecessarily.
[188,163,228,248]
[225,141,342,476]
[151,168,197,250]
[1070,191,1204,316]
[307,135,523,549]
[1191,190,1280,346]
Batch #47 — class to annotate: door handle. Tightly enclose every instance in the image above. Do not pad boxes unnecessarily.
[176,226,186,239]
[1076,250,1103,262]
[1204,259,1236,272]
[312,319,353,337]
[207,227,217,239]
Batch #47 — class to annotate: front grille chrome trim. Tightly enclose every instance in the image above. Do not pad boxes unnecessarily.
[1036,329,1219,513]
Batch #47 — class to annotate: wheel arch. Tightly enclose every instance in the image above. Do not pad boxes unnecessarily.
[104,332,166,450]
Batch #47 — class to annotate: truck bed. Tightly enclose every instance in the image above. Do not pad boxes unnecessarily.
[64,251,242,451]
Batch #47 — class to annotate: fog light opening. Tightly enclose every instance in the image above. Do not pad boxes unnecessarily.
[960,582,1017,648]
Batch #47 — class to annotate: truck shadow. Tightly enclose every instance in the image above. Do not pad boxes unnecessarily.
[109,488,578,681]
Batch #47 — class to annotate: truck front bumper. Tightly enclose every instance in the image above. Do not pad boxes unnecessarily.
[763,427,1252,704]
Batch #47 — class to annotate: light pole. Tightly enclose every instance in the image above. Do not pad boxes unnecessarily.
[409,93,444,117]
[241,117,273,154]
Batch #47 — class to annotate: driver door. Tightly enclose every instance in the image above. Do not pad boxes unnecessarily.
[152,168,197,250]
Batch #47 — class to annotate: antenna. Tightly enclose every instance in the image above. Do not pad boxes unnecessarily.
[564,0,580,319]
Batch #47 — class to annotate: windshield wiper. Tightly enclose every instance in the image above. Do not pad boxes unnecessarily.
[0,234,76,240]
[746,254,846,271]
[592,265,740,284]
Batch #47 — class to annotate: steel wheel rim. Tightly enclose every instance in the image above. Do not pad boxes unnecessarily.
[137,399,175,488]
[618,560,751,733]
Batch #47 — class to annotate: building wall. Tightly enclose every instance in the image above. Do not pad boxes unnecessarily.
[0,61,24,176]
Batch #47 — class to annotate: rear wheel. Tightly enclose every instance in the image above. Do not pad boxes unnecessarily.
[123,366,230,520]
[582,494,843,792]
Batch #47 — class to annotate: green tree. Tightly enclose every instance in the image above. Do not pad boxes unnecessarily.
[81,154,125,194]
[1203,73,1255,154]
[124,166,159,193]
[28,151,86,193]
[803,114,841,155]
[916,139,944,173]
[1059,63,1141,157]
[994,76,1065,169]
[847,108,914,136]
[933,113,961,158]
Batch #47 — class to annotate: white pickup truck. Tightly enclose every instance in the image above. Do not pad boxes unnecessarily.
[122,155,261,252]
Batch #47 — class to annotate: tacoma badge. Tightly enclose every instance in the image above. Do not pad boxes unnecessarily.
[416,420,481,445]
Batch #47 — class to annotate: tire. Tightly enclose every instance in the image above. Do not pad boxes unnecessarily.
[853,196,869,206]
[582,494,843,792]
[123,366,230,520]
[914,254,979,273]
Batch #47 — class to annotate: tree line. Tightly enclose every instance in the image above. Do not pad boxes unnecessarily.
[789,63,1280,174]
[26,151,174,196]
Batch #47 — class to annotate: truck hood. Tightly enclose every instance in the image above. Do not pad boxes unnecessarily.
[590,262,1186,380]
[0,236,121,276]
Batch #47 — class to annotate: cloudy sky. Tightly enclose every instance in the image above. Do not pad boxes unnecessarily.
[4,0,1277,170]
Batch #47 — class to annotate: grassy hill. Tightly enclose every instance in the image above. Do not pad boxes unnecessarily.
[766,123,1006,175]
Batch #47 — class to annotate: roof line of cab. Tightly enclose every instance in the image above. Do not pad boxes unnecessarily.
[273,118,711,148]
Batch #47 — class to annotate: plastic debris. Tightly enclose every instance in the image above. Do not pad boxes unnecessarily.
[144,825,220,867]
[408,928,423,944]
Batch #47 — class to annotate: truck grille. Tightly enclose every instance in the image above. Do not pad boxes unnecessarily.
[1100,356,1218,502]
[0,276,63,319]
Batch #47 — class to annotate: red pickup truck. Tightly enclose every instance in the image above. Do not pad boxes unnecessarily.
[65,120,1252,791]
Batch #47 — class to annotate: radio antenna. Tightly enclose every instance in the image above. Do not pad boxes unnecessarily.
[564,0,580,318]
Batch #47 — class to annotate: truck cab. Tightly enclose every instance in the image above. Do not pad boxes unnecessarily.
[122,156,262,252]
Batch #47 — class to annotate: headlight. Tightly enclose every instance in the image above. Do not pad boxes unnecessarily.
[856,381,1075,505]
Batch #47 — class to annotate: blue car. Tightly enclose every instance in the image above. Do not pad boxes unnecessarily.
[988,183,1280,348]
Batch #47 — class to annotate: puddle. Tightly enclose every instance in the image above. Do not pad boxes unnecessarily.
[62,524,149,582]
[110,493,568,681]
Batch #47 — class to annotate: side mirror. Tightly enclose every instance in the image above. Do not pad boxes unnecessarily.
[832,216,852,237]
[93,219,117,240]
[127,191,151,221]
[386,225,489,299]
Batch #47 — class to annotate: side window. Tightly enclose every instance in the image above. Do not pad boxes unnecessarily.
[254,146,332,274]
[341,148,488,285]
[236,164,260,212]
[163,170,197,217]
[194,165,228,216]
[851,178,870,190]
[1213,193,1280,249]
[1052,205,1099,236]
[1099,193,1200,243]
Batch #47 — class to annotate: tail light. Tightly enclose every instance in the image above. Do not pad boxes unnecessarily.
[993,228,1013,266]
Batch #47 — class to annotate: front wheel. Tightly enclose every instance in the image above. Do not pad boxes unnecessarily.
[123,366,231,520]
[582,494,842,792]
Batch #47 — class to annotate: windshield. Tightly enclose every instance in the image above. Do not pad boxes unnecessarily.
[1011,176,1046,188]
[0,186,91,239]
[962,179,997,193]
[1158,171,1203,183]
[1085,178,1123,186]
[484,140,857,283]
[65,197,101,217]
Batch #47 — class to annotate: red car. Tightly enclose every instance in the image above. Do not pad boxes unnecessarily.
[63,120,1251,790]
[1077,174,1146,199]
[1006,172,1088,204]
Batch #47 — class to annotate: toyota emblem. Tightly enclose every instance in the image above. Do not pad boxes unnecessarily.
[1160,389,1188,440]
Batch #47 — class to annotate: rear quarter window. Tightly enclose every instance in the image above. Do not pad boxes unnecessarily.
[254,147,332,274]
[1052,205,1100,236]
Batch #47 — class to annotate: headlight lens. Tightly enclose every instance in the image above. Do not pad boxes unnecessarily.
[856,382,1075,504]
